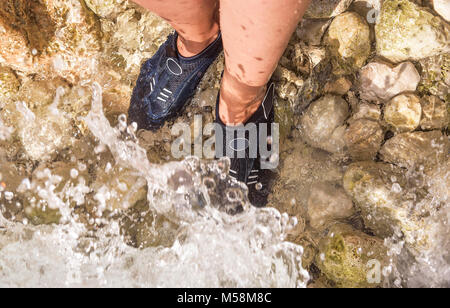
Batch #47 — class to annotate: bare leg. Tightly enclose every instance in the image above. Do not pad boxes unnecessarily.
[132,0,219,57]
[219,0,310,125]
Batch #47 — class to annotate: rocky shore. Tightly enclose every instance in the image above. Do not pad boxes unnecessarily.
[0,0,449,287]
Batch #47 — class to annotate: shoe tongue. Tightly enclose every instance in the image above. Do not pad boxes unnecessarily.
[165,43,178,59]
[244,83,275,125]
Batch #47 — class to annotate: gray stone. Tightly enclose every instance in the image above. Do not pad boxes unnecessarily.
[307,182,355,230]
[300,95,350,153]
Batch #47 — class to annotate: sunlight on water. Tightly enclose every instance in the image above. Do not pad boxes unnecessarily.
[0,83,309,287]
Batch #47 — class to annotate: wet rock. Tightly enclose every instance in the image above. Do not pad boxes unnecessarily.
[0,0,101,83]
[269,138,344,220]
[18,163,76,225]
[305,0,354,19]
[14,94,75,161]
[24,205,61,226]
[350,102,381,122]
[16,78,68,110]
[307,182,355,230]
[0,119,13,142]
[92,165,147,216]
[375,0,450,63]
[275,98,295,143]
[273,66,305,88]
[351,0,383,24]
[324,12,371,75]
[324,77,353,96]
[99,7,172,81]
[380,131,449,171]
[343,161,424,240]
[418,54,450,101]
[0,66,20,107]
[300,95,349,153]
[84,0,128,19]
[359,61,421,102]
[345,119,384,160]
[120,200,179,249]
[316,223,388,288]
[0,161,25,221]
[433,0,450,22]
[420,96,448,130]
[384,94,422,132]
[296,19,332,46]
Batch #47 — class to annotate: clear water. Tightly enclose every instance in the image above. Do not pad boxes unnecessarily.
[0,83,309,288]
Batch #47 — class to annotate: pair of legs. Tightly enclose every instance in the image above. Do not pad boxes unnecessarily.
[132,0,310,125]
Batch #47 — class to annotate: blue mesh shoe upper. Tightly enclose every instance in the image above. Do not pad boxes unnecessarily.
[215,83,277,208]
[129,32,223,130]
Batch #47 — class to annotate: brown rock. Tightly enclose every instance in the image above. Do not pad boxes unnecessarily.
[380,131,449,171]
[384,94,422,132]
[324,77,352,95]
[345,119,384,161]
[324,12,371,75]
[0,0,101,83]
[420,96,448,130]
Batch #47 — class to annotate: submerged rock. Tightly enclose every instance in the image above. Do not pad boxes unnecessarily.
[0,161,25,221]
[375,0,450,63]
[324,77,353,96]
[345,119,384,161]
[0,66,20,107]
[297,19,332,46]
[92,165,147,216]
[300,95,349,153]
[420,96,449,130]
[0,0,101,83]
[350,102,381,122]
[307,182,355,230]
[316,223,388,288]
[359,61,421,102]
[380,131,449,171]
[99,6,172,81]
[84,0,129,19]
[305,0,354,19]
[324,12,371,75]
[14,94,75,161]
[384,94,422,132]
[418,54,450,101]
[343,161,424,240]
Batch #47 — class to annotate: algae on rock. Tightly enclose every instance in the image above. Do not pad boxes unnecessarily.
[325,12,372,75]
[343,161,431,246]
[316,223,389,288]
[375,0,450,63]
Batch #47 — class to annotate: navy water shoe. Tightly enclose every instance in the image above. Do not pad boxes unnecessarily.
[129,32,223,130]
[215,83,278,207]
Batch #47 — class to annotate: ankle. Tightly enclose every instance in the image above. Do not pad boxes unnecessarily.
[219,72,267,125]
[177,24,220,58]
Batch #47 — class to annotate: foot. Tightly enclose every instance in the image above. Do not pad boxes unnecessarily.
[215,83,278,207]
[128,31,223,130]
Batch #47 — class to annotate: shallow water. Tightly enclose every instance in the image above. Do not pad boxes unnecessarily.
[0,0,448,288]
[0,84,309,287]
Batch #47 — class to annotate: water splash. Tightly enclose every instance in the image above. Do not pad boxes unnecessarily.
[0,83,309,287]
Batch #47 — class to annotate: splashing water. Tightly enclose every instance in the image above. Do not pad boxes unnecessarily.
[0,83,309,288]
